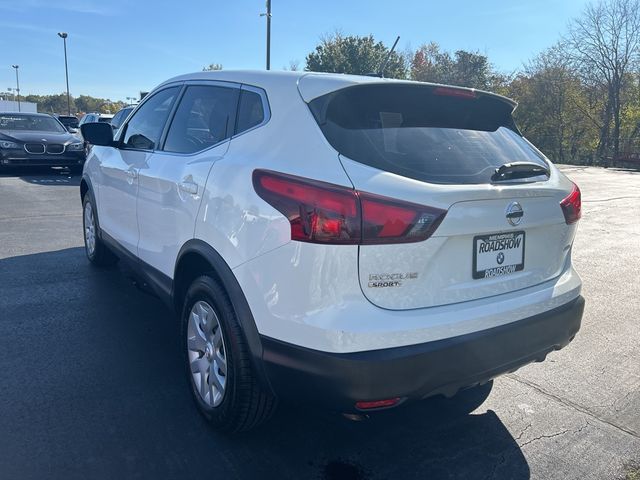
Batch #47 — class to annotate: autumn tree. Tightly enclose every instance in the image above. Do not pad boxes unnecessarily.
[410,42,495,90]
[509,46,599,164]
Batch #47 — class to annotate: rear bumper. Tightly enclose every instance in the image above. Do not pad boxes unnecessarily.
[261,295,584,411]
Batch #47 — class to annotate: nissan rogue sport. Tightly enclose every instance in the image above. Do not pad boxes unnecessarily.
[79,71,584,432]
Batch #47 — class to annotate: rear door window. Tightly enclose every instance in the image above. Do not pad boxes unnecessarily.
[308,84,548,185]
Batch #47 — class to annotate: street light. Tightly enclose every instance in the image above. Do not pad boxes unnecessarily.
[260,0,272,70]
[11,65,20,112]
[58,32,71,116]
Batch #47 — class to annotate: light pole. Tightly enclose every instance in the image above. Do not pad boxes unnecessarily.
[260,0,272,70]
[58,32,71,115]
[11,65,20,112]
[126,96,135,106]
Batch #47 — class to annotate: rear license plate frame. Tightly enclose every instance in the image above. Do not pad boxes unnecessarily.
[473,231,525,279]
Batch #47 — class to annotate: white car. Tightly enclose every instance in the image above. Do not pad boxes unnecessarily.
[79,71,584,432]
[78,112,114,127]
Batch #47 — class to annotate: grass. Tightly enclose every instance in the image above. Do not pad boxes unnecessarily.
[625,465,640,480]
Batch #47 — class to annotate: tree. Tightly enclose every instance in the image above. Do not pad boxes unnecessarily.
[22,93,71,114]
[203,63,223,71]
[73,95,125,114]
[565,0,640,161]
[410,43,494,89]
[508,46,599,164]
[410,42,454,84]
[305,33,406,78]
[284,60,300,71]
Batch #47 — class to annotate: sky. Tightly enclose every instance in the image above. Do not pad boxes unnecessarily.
[0,0,591,101]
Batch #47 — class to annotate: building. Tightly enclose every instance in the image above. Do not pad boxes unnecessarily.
[0,99,38,113]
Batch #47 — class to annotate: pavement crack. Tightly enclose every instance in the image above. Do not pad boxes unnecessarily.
[484,421,590,480]
[518,421,589,449]
[583,195,640,203]
[507,374,639,439]
[518,429,571,448]
[514,422,533,441]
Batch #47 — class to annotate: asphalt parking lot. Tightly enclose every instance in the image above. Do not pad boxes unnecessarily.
[0,165,638,480]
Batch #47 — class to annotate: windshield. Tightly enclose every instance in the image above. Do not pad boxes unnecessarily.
[308,84,548,185]
[0,114,66,133]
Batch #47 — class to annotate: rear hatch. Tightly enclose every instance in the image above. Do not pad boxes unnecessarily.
[304,80,575,310]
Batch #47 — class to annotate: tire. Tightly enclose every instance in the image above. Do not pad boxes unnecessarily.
[82,194,118,267]
[181,275,277,432]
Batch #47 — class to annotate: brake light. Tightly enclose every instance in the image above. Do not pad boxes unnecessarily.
[560,183,582,224]
[432,86,477,99]
[253,170,447,245]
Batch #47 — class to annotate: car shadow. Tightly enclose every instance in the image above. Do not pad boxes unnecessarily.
[0,247,530,480]
[0,165,81,186]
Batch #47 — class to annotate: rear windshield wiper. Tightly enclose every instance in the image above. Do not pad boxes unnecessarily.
[491,162,550,182]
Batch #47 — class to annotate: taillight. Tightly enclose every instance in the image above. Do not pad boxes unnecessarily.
[560,182,582,224]
[253,170,361,244]
[360,192,446,244]
[253,170,446,245]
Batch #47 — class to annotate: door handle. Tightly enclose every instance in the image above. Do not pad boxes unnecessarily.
[125,168,137,184]
[179,180,198,195]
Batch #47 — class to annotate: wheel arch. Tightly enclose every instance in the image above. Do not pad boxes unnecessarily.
[173,239,271,390]
[80,175,102,237]
[80,177,89,202]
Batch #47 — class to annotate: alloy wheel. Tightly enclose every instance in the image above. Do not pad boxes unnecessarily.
[187,300,228,407]
[84,201,96,257]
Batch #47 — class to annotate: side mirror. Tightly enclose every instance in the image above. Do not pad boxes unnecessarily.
[81,122,114,146]
[67,127,78,134]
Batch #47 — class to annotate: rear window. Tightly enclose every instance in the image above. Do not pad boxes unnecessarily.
[308,84,548,185]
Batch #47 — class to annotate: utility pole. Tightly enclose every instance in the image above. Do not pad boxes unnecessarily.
[260,0,272,70]
[11,65,20,112]
[58,32,71,116]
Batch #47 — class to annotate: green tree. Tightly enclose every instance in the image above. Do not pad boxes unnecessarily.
[305,33,406,78]
[410,42,494,89]
[203,63,223,71]
[24,93,74,114]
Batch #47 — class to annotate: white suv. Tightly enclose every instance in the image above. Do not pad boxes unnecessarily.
[80,71,584,432]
